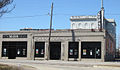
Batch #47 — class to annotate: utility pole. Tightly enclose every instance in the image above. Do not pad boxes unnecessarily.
[101,0,103,8]
[47,2,53,60]
[101,0,104,29]
[97,0,104,30]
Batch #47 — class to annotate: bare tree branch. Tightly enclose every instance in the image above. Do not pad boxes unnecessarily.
[0,0,14,17]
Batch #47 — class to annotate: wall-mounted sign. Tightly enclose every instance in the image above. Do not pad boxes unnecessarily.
[3,34,27,38]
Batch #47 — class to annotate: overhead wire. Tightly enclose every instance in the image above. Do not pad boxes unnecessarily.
[105,13,120,15]
[1,13,120,19]
[1,14,50,19]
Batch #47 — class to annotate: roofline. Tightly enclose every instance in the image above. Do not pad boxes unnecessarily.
[70,15,97,21]
[106,19,116,26]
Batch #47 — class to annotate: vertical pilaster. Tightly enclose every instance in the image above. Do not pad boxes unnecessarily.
[45,41,49,60]
[61,41,65,60]
[64,41,68,61]
[101,39,105,62]
[31,36,35,60]
[27,34,33,60]
[79,41,81,61]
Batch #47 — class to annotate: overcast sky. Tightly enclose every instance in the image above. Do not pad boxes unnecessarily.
[0,0,120,47]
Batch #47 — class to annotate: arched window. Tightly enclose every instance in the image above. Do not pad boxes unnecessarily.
[85,23,87,29]
[91,23,94,29]
[72,23,75,29]
[78,23,81,29]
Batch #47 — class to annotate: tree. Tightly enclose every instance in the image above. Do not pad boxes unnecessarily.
[0,0,14,17]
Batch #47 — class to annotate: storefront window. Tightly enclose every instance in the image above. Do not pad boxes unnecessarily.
[35,42,45,57]
[81,42,101,59]
[2,42,27,57]
[68,42,79,58]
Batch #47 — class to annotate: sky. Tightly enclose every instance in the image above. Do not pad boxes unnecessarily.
[0,0,120,47]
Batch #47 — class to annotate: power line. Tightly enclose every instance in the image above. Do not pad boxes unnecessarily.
[1,14,49,19]
[1,13,120,19]
[105,13,120,15]
[56,13,120,16]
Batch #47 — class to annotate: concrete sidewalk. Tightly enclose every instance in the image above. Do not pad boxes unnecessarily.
[0,59,120,70]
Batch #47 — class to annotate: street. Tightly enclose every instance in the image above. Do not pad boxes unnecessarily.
[0,59,120,70]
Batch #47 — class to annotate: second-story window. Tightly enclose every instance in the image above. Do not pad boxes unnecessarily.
[85,23,87,29]
[91,23,94,29]
[78,23,81,29]
[72,23,75,29]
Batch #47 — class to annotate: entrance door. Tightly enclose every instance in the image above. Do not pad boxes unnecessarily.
[50,42,61,60]
[8,47,16,59]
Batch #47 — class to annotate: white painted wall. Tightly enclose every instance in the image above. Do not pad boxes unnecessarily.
[71,20,98,29]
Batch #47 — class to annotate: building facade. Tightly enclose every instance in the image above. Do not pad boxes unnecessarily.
[0,27,116,61]
[0,29,107,61]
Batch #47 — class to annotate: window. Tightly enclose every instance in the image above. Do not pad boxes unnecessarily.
[81,42,101,59]
[68,42,79,58]
[78,23,82,29]
[85,23,87,29]
[72,23,75,29]
[2,42,27,57]
[35,42,45,57]
[91,23,94,29]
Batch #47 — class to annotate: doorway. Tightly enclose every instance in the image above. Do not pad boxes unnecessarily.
[8,47,16,59]
[50,42,61,60]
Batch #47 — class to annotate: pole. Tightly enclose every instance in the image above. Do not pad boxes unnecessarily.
[101,0,103,9]
[101,0,104,29]
[47,3,53,60]
[118,35,120,58]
